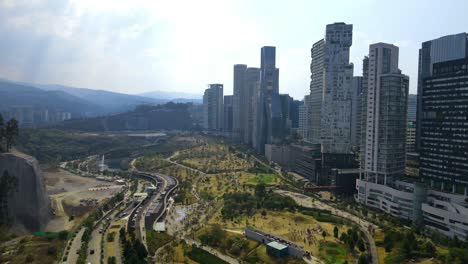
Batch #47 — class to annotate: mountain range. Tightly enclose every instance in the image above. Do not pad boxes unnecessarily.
[0,78,202,117]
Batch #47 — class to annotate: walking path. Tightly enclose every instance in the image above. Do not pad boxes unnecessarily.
[276,190,379,264]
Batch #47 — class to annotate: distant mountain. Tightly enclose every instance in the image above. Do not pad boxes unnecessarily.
[36,84,166,113]
[54,103,195,132]
[139,90,202,101]
[0,80,102,115]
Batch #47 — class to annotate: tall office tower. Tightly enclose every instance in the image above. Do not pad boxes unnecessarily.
[232,64,247,140]
[359,57,369,170]
[360,43,409,184]
[309,23,354,153]
[202,84,224,131]
[223,95,233,134]
[253,46,281,153]
[299,95,311,139]
[290,100,301,129]
[243,67,260,146]
[416,33,468,151]
[350,77,363,149]
[420,57,468,194]
[406,94,417,153]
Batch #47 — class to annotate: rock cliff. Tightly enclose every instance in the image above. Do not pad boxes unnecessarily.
[0,152,50,231]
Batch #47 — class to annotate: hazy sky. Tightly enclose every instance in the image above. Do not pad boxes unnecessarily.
[0,0,467,99]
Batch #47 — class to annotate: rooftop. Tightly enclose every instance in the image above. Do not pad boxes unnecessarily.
[267,241,287,251]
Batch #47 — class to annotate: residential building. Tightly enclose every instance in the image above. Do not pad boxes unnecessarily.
[309,22,354,154]
[360,43,409,185]
[202,84,223,131]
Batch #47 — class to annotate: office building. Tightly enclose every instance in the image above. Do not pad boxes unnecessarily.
[253,46,281,153]
[203,84,223,131]
[416,33,468,151]
[351,77,363,149]
[298,95,310,139]
[233,64,247,140]
[223,95,233,134]
[357,35,468,240]
[309,22,354,154]
[243,67,260,146]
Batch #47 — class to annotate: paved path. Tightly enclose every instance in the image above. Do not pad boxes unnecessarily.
[276,190,379,264]
[184,237,240,264]
[66,228,84,264]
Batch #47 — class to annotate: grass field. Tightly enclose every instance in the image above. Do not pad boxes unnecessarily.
[146,230,172,255]
[187,246,228,264]
[207,207,356,261]
[0,235,65,264]
[318,241,350,264]
[246,173,278,184]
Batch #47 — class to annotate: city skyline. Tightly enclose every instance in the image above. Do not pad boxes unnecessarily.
[1,0,468,99]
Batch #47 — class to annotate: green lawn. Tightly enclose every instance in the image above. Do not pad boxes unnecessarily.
[318,241,350,264]
[146,230,172,255]
[247,173,277,184]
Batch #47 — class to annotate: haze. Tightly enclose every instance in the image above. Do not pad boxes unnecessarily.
[0,0,467,98]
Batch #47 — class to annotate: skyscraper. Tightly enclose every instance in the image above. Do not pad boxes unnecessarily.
[243,67,260,146]
[351,77,363,149]
[203,84,223,131]
[232,64,247,140]
[309,22,354,153]
[223,95,233,134]
[253,46,281,153]
[360,43,409,184]
[298,95,311,140]
[420,57,468,194]
[416,33,468,151]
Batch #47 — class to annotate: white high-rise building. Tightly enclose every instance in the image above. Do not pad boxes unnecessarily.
[360,43,409,184]
[298,95,310,139]
[309,23,354,153]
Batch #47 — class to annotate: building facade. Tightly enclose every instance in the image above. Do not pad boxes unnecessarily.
[203,84,223,131]
[232,64,247,140]
[309,23,354,154]
[360,43,409,185]
[351,76,363,149]
[223,95,233,134]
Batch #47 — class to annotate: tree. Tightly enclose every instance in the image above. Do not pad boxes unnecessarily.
[255,183,267,199]
[334,226,339,238]
[358,238,366,252]
[0,170,18,223]
[358,254,368,264]
[5,119,19,152]
[322,230,327,240]
[261,210,267,218]
[424,241,436,255]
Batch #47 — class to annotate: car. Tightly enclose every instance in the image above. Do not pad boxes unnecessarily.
[90,249,95,255]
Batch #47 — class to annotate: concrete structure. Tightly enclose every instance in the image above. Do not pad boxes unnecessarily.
[356,179,468,239]
[203,84,223,131]
[289,143,322,183]
[309,22,354,154]
[264,144,290,166]
[360,43,409,185]
[266,241,288,257]
[405,152,419,178]
[223,95,233,134]
[406,121,416,154]
[245,228,304,259]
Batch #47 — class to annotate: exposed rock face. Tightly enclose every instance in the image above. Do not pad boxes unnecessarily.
[0,153,50,231]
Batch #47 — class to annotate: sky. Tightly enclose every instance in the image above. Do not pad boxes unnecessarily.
[0,0,467,99]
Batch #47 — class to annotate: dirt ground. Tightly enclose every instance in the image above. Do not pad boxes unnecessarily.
[43,168,122,232]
